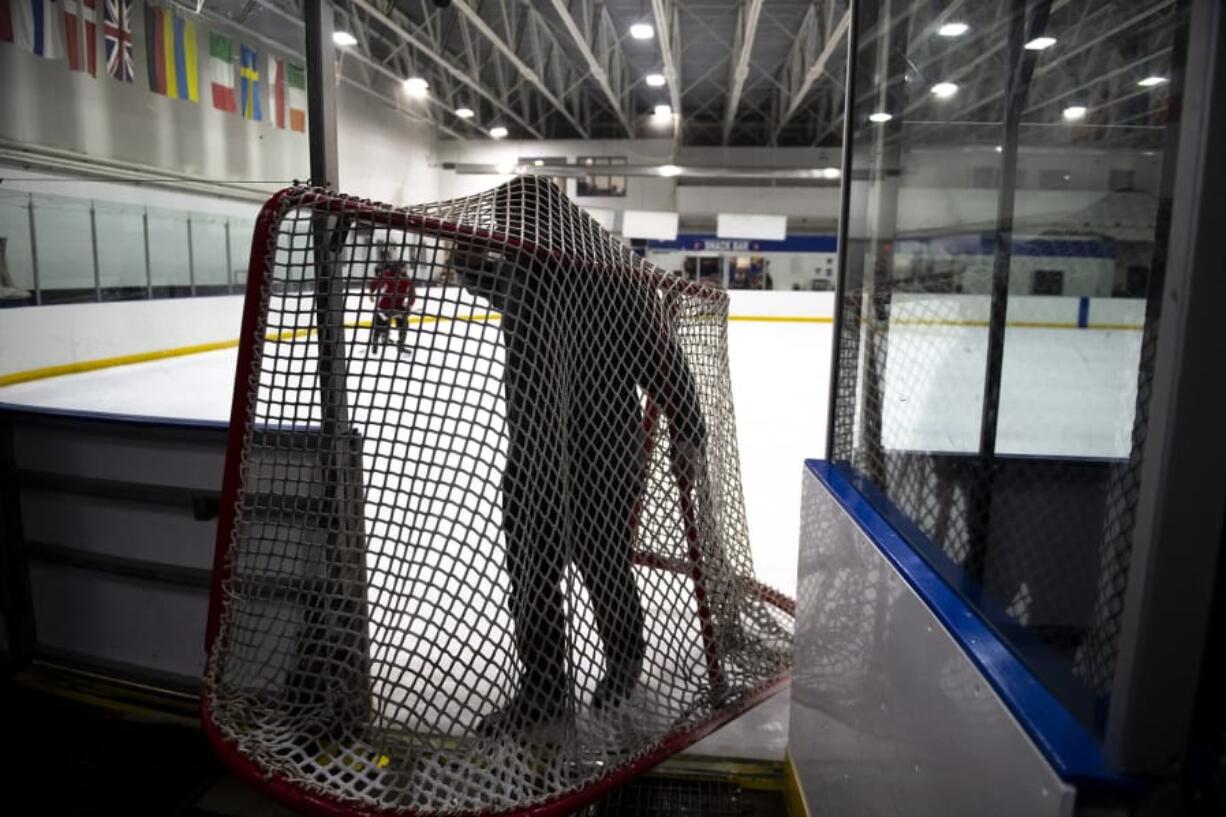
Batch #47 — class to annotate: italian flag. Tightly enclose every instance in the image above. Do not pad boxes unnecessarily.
[209,31,236,113]
[287,62,306,133]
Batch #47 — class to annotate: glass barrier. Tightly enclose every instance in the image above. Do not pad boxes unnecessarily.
[830,0,1184,733]
[0,188,256,306]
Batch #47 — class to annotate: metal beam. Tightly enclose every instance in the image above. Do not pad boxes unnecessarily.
[305,0,339,187]
[451,0,589,138]
[651,0,683,143]
[722,0,764,144]
[773,9,850,142]
[347,0,544,138]
[549,0,634,136]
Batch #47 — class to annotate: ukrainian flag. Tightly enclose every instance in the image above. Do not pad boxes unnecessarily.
[144,3,199,102]
[240,44,262,121]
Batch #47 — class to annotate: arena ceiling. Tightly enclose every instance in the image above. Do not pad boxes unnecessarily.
[204,0,1174,150]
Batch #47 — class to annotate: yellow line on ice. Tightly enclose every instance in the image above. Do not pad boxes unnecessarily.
[0,310,1140,388]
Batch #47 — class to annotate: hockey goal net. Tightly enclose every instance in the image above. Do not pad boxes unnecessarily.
[203,180,794,816]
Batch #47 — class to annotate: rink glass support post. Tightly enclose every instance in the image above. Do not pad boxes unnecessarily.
[966,0,1052,582]
[305,0,339,190]
[225,221,234,293]
[1105,0,1226,776]
[143,208,153,299]
[89,202,101,302]
[824,0,858,459]
[856,4,908,486]
[305,0,372,717]
[27,195,40,306]
[187,217,196,297]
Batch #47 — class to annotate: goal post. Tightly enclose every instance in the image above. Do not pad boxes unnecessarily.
[203,181,794,816]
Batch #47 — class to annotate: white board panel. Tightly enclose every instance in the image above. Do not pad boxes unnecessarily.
[583,206,617,232]
[717,213,788,241]
[622,209,679,241]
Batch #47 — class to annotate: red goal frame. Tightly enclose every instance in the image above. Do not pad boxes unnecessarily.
[202,186,794,817]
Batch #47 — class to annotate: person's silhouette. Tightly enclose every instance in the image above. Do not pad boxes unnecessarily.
[450,177,706,734]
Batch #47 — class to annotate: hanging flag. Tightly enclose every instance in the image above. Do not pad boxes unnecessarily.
[63,0,81,69]
[6,0,67,57]
[239,43,261,121]
[144,3,198,102]
[102,0,132,82]
[287,62,306,133]
[0,1,14,43]
[267,53,285,128]
[81,0,95,74]
[208,30,235,112]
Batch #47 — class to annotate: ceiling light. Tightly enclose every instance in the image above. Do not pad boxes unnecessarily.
[533,159,544,167]
[495,161,517,175]
[332,31,357,47]
[645,73,666,87]
[658,164,682,177]
[1138,76,1167,87]
[653,104,672,118]
[1024,36,1056,51]
[1062,105,1087,121]
[454,107,474,119]
[931,81,958,98]
[994,145,1003,152]
[489,126,509,139]
[403,77,429,97]
[821,167,841,180]
[868,111,893,123]
[937,22,969,37]
[630,22,654,40]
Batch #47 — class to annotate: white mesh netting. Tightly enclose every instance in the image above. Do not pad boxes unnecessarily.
[202,180,794,816]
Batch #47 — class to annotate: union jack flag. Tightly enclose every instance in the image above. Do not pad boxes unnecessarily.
[103,0,132,82]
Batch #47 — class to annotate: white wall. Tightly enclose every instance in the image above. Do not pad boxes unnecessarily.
[0,7,309,187]
[0,296,243,377]
[337,90,439,206]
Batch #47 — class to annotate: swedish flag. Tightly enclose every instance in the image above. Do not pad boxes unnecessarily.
[240,44,262,121]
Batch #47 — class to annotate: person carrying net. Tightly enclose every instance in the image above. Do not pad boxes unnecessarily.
[367,245,415,355]
[450,176,708,736]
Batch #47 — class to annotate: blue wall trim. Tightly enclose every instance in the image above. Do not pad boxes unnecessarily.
[646,234,838,253]
[805,458,1136,791]
[1078,296,1091,328]
[646,232,1117,257]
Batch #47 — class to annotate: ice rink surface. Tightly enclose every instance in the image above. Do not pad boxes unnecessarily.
[0,293,1144,764]
[0,296,1145,594]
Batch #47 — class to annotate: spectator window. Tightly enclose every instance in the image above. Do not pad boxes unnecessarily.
[575,157,627,197]
[1032,269,1064,295]
[1109,168,1136,191]
[1039,169,1072,189]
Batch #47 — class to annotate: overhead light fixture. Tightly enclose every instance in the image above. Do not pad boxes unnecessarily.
[332,31,357,47]
[645,73,666,87]
[994,145,1003,152]
[653,104,672,118]
[868,111,893,123]
[489,126,509,139]
[1024,36,1057,50]
[495,161,517,175]
[1138,76,1167,87]
[533,159,544,167]
[403,77,429,97]
[821,167,841,180]
[658,164,682,177]
[937,22,969,37]
[1062,105,1087,121]
[454,107,475,119]
[630,22,654,40]
[930,81,958,98]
